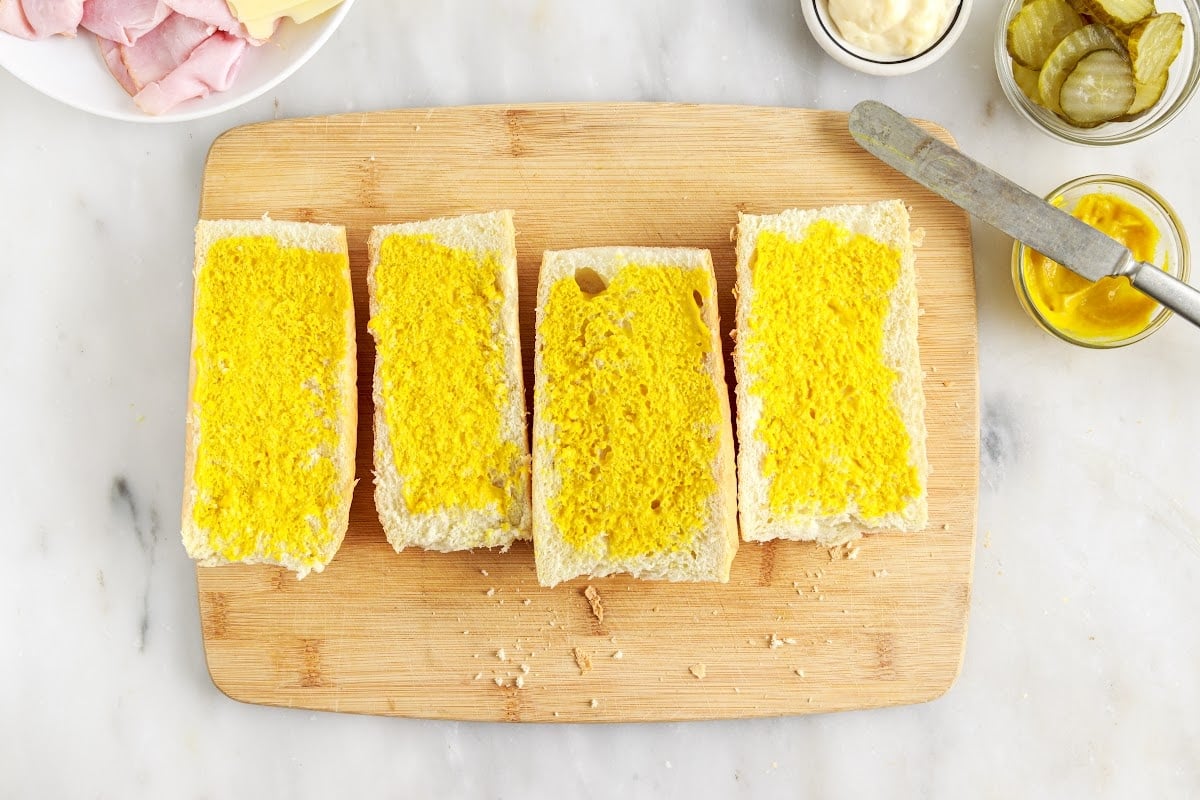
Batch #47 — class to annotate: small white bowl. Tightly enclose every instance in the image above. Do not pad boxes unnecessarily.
[802,0,973,76]
[0,0,354,123]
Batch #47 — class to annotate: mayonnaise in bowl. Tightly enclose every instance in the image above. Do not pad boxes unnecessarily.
[827,0,959,57]
[802,0,970,75]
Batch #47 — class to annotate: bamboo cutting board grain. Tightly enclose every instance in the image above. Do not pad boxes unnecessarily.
[195,103,978,722]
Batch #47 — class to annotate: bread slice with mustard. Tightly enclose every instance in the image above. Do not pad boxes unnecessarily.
[532,247,738,587]
[368,211,531,552]
[182,219,357,578]
[734,200,928,546]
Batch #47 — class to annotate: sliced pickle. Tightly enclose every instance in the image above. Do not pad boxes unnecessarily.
[1007,0,1086,68]
[1128,13,1185,82]
[1075,0,1154,29]
[1117,69,1169,119]
[1037,23,1126,113]
[1059,49,1137,124]
[1012,61,1044,104]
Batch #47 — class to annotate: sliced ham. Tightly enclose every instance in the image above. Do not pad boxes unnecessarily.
[163,0,262,42]
[134,31,246,115]
[81,0,170,47]
[0,0,35,39]
[0,0,83,38]
[119,12,215,91]
[98,37,138,96]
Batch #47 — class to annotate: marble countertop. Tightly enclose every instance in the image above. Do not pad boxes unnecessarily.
[3,1,1199,797]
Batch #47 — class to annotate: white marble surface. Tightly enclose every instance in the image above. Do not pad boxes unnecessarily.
[3,1,1199,797]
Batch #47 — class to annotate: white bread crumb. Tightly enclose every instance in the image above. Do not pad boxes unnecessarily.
[474,672,483,680]
[690,663,707,679]
[848,547,860,559]
[795,669,806,677]
[590,698,599,708]
[497,648,507,661]
[494,677,503,687]
[520,663,530,674]
[523,598,531,606]
[515,676,525,689]
[480,569,489,577]
[613,650,624,660]
[486,588,496,597]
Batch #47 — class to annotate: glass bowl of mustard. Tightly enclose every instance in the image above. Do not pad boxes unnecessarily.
[1012,174,1190,347]
[994,0,1200,145]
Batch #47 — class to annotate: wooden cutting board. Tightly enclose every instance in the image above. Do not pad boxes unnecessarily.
[196,103,978,722]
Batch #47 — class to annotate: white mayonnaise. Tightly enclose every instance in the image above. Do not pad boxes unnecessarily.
[826,0,957,57]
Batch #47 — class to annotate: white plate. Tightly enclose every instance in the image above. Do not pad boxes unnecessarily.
[0,0,354,123]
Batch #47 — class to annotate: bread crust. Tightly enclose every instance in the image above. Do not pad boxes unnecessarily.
[532,247,738,587]
[733,200,928,545]
[367,210,531,553]
[182,218,356,578]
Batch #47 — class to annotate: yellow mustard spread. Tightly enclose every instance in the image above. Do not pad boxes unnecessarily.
[191,236,350,567]
[746,222,919,520]
[1023,192,1162,341]
[368,234,523,518]
[538,264,720,559]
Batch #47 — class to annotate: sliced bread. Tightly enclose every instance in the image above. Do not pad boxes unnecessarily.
[734,200,928,545]
[182,218,357,578]
[368,210,531,552]
[532,246,738,587]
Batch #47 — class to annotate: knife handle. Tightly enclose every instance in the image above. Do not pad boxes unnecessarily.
[1130,263,1200,330]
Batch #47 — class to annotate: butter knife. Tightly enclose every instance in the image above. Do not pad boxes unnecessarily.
[848,100,1200,331]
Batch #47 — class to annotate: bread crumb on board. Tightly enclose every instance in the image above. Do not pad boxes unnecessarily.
[583,585,605,622]
[497,648,507,661]
[486,587,496,597]
[480,569,489,577]
[795,668,806,678]
[768,633,797,649]
[874,569,889,578]
[690,663,707,680]
[515,676,525,689]
[613,650,624,660]
[574,647,593,675]
[590,698,599,709]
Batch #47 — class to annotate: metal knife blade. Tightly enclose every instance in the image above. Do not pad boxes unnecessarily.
[847,100,1200,330]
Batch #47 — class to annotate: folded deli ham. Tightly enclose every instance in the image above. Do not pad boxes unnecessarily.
[2,0,266,115]
[119,13,216,89]
[164,0,258,41]
[81,0,170,46]
[133,31,246,114]
[0,0,84,39]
